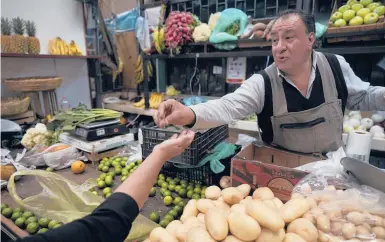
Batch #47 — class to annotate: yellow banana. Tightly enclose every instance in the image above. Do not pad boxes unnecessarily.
[147,62,153,77]
[134,64,142,74]
[133,98,144,107]
[135,55,142,69]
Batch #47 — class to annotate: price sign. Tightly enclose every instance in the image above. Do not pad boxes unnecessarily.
[226,57,246,84]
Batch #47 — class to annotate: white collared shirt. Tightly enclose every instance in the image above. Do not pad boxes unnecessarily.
[190,51,385,130]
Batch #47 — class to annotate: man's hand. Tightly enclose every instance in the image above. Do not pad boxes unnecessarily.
[153,130,195,161]
[153,99,195,128]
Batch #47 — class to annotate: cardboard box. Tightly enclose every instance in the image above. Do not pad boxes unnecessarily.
[231,142,324,201]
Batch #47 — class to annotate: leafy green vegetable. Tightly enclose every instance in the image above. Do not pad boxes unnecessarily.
[225,20,240,35]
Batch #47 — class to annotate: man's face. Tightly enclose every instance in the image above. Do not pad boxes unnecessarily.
[270,15,315,73]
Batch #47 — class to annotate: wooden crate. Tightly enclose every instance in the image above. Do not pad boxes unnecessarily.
[2,111,35,125]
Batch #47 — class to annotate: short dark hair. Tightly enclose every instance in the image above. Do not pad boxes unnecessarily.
[276,9,315,34]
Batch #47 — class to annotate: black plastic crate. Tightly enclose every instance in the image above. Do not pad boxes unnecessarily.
[369,151,385,169]
[142,125,229,165]
[160,145,241,186]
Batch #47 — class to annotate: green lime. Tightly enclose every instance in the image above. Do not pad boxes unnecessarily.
[201,188,207,196]
[26,222,39,234]
[187,185,194,191]
[163,190,171,197]
[37,228,49,233]
[102,157,108,161]
[149,187,156,197]
[97,180,106,189]
[164,214,174,221]
[174,177,181,184]
[103,187,112,196]
[168,210,178,218]
[201,194,205,198]
[13,207,24,213]
[107,171,115,178]
[11,212,22,221]
[157,180,164,187]
[159,219,169,228]
[193,187,201,194]
[115,157,122,162]
[174,205,182,213]
[122,157,128,161]
[120,160,126,167]
[96,178,101,183]
[161,182,169,190]
[166,177,173,182]
[121,170,128,177]
[1,203,8,212]
[163,196,173,206]
[46,167,54,172]
[187,190,193,199]
[53,223,62,229]
[102,166,109,173]
[15,217,26,228]
[192,193,201,200]
[158,174,165,180]
[25,216,38,225]
[178,188,187,198]
[194,183,201,189]
[105,193,112,198]
[175,185,181,193]
[99,173,107,180]
[178,201,186,208]
[168,184,176,192]
[173,197,182,205]
[104,161,111,167]
[105,176,113,187]
[97,164,103,171]
[92,191,98,196]
[115,168,122,175]
[48,220,60,229]
[159,188,167,195]
[121,176,127,182]
[180,180,188,185]
[2,207,13,218]
[181,183,187,188]
[149,212,160,223]
[129,163,135,168]
[38,218,51,228]
[136,160,142,165]
[22,211,34,219]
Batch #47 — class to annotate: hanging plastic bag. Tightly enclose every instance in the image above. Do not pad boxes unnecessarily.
[43,143,83,170]
[7,170,159,241]
[135,12,151,53]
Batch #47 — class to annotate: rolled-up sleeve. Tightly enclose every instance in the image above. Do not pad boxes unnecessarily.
[337,55,385,111]
[18,192,139,242]
[190,74,265,130]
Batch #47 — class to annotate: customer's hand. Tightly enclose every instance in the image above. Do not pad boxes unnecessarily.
[153,130,195,161]
[153,99,195,128]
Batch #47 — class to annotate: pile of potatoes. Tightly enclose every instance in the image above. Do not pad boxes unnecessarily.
[145,184,385,242]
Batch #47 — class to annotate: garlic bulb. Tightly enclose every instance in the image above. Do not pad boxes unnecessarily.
[360,118,374,130]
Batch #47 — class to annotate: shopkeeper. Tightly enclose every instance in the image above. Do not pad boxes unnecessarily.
[154,9,385,154]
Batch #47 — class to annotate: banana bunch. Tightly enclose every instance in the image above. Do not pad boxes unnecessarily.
[48,38,83,56]
[166,85,181,96]
[135,55,153,84]
[133,93,163,109]
[153,27,165,54]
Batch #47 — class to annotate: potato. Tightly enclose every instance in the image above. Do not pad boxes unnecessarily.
[256,228,285,242]
[372,226,385,239]
[236,184,251,198]
[369,215,383,227]
[331,221,343,236]
[246,200,284,232]
[264,200,278,210]
[253,187,274,200]
[306,197,317,209]
[166,220,183,237]
[302,213,316,225]
[197,213,205,223]
[326,185,336,191]
[310,207,324,216]
[227,212,261,241]
[197,199,215,214]
[205,186,221,200]
[326,210,343,220]
[183,216,201,229]
[317,231,330,242]
[283,233,307,242]
[342,223,356,239]
[280,198,310,223]
[272,197,284,209]
[291,193,304,200]
[222,187,243,205]
[356,225,371,237]
[222,235,246,242]
[346,212,366,225]
[186,226,216,242]
[205,207,229,241]
[317,215,331,233]
[150,227,178,242]
[231,204,246,214]
[287,218,318,242]
[181,200,199,223]
[362,223,371,231]
[213,200,231,213]
[175,225,189,242]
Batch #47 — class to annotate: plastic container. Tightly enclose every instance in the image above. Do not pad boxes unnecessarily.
[60,97,71,111]
[141,125,229,165]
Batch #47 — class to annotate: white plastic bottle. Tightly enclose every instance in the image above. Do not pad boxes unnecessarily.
[60,97,71,111]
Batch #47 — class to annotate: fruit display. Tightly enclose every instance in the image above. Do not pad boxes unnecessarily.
[153,27,165,54]
[25,20,40,54]
[134,55,153,84]
[330,0,384,27]
[48,37,83,56]
[71,160,86,174]
[21,123,56,150]
[11,17,28,54]
[133,93,163,109]
[343,111,385,139]
[1,17,12,53]
[1,203,63,234]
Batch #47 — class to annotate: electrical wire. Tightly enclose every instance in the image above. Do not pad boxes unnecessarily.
[189,55,201,96]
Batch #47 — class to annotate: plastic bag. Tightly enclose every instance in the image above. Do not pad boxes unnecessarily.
[43,143,83,170]
[18,145,49,167]
[111,141,142,165]
[105,7,139,35]
[135,12,151,53]
[7,170,159,241]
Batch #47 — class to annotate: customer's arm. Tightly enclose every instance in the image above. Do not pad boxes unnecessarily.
[337,55,385,111]
[17,131,195,242]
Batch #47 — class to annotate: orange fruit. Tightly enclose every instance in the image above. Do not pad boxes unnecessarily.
[71,160,86,174]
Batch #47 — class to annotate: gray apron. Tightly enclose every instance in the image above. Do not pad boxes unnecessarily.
[265,52,344,153]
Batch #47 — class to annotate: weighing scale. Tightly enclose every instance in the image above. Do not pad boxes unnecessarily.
[74,119,130,141]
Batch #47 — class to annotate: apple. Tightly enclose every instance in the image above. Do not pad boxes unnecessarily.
[348,0,359,6]
[360,0,373,7]
[331,12,343,21]
[334,19,347,27]
[349,16,364,25]
[352,3,364,12]
[367,2,381,11]
[343,10,356,22]
[364,12,379,24]
[374,5,385,16]
[357,8,371,18]
[339,5,351,13]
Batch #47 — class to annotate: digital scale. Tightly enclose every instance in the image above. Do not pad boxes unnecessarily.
[74,119,130,141]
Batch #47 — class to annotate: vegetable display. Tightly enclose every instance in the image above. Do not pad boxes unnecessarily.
[343,111,385,139]
[21,123,56,149]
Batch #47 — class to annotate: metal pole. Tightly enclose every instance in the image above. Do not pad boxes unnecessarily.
[93,1,103,108]
[140,0,150,109]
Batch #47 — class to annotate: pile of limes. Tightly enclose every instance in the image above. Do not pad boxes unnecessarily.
[1,203,63,234]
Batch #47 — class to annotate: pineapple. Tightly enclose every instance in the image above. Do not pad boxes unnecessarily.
[11,17,27,53]
[1,17,12,53]
[25,20,40,54]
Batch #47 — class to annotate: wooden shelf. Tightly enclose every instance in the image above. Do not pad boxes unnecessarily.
[1,53,105,59]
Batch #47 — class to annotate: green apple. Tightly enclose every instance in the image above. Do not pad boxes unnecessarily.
[349,16,364,25]
[348,0,359,6]
[351,3,364,12]
[331,11,343,21]
[334,19,347,27]
[357,8,371,18]
[360,0,373,7]
[364,12,379,24]
[339,5,351,13]
[374,6,385,16]
[367,2,381,11]
[343,10,356,22]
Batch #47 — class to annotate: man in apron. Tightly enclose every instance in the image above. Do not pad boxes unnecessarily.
[154,9,385,154]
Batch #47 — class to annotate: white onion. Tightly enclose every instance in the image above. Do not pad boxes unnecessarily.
[349,111,361,117]
[373,132,385,139]
[343,124,355,134]
[360,118,374,130]
[348,118,361,128]
[369,125,385,135]
[355,125,366,131]
[371,114,385,123]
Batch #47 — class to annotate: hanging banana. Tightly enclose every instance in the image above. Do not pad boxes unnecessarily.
[135,55,153,84]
